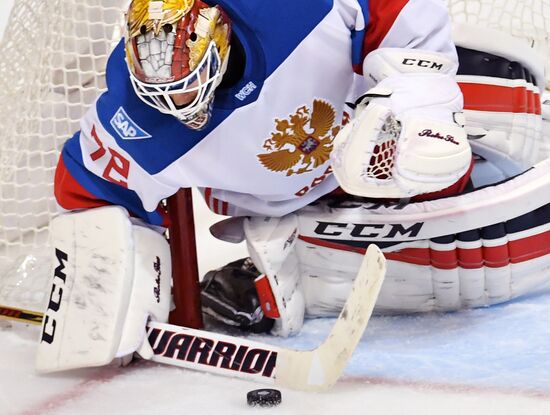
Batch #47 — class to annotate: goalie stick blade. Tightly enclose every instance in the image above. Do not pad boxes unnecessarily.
[147,245,386,391]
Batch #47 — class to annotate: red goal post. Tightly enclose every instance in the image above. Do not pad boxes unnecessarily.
[167,189,204,328]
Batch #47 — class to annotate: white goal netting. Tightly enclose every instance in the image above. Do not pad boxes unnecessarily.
[0,0,548,313]
[0,0,127,312]
[448,0,550,86]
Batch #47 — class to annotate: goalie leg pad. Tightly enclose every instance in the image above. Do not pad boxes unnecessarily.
[296,158,550,315]
[452,24,548,168]
[36,206,171,372]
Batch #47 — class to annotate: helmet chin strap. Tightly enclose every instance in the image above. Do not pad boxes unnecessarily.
[178,100,214,130]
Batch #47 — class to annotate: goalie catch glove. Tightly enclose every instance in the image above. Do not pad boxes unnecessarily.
[202,214,306,337]
[332,48,472,198]
[200,258,275,333]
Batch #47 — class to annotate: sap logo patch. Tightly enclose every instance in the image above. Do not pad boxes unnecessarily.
[110,107,152,140]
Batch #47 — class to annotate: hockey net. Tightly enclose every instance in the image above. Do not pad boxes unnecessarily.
[0,0,127,315]
[0,0,549,317]
[448,0,550,87]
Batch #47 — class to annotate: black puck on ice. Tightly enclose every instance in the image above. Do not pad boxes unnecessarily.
[246,388,282,407]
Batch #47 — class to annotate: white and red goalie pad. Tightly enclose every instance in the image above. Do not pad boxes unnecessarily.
[295,157,550,314]
[36,206,172,372]
[453,23,548,170]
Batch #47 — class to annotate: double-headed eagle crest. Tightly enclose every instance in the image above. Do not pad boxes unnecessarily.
[257,100,341,176]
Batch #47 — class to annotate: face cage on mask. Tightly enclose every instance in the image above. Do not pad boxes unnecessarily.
[129,41,222,125]
[184,101,214,130]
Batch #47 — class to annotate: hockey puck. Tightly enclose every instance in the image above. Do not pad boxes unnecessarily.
[246,388,282,407]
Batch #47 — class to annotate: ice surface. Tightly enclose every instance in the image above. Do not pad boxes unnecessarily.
[2,287,550,415]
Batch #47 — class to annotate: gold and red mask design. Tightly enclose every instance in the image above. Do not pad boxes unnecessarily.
[125,0,231,129]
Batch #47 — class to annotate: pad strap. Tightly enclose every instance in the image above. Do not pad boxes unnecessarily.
[244,215,305,337]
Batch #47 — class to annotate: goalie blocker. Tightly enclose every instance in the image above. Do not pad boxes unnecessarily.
[31,203,385,389]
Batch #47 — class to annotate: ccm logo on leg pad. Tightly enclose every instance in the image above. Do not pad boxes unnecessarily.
[40,248,68,344]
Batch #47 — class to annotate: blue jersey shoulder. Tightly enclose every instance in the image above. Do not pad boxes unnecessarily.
[94,0,337,175]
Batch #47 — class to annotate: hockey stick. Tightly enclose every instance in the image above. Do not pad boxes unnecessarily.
[149,243,385,390]
[0,305,44,325]
[0,245,385,391]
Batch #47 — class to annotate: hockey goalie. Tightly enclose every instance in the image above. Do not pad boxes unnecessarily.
[38,0,550,372]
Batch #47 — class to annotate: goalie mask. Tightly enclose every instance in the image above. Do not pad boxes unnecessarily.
[125,0,231,130]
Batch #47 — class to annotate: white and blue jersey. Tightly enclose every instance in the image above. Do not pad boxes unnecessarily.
[55,0,457,226]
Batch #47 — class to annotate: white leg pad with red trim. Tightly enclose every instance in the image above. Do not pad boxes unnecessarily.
[295,158,550,315]
[36,206,171,372]
[240,158,550,317]
[453,24,548,169]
